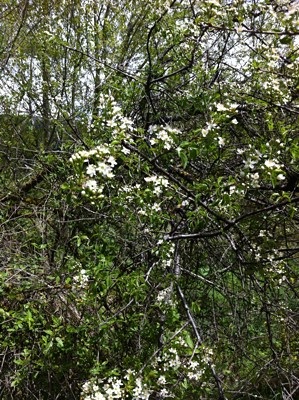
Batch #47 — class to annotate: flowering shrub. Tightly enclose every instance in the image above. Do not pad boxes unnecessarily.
[1,0,299,399]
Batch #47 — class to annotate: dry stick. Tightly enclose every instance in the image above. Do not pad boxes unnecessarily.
[176,283,226,400]
[138,322,190,375]
[173,238,226,399]
[0,346,8,374]
[97,299,134,330]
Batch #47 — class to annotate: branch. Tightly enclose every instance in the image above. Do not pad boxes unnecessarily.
[122,140,233,226]
[59,43,141,83]
[0,170,48,203]
[234,195,299,224]
[202,22,299,36]
[2,0,29,67]
[164,229,224,241]
[166,195,299,241]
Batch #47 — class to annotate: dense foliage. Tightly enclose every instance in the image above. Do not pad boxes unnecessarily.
[1,0,299,399]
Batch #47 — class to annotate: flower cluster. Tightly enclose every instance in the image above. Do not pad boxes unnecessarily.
[144,175,169,196]
[73,268,89,290]
[149,125,180,150]
[70,145,116,177]
[82,377,124,400]
[156,286,173,304]
[264,158,283,170]
[131,377,151,399]
[162,347,181,370]
[186,360,203,381]
[202,121,217,137]
[70,145,117,196]
[92,93,135,140]
[238,140,286,190]
[81,374,150,400]
[81,333,212,400]
[215,102,238,113]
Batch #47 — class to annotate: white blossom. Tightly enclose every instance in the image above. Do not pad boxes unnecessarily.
[218,136,225,147]
[86,164,97,177]
[152,203,161,211]
[216,103,227,111]
[121,146,130,155]
[107,156,117,167]
[84,179,98,192]
[277,173,285,181]
[265,159,277,168]
[157,375,166,385]
[157,287,172,304]
[96,162,114,178]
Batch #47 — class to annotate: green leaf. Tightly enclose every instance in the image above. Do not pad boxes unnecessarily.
[280,36,292,45]
[179,151,188,168]
[55,337,64,348]
[185,333,194,349]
